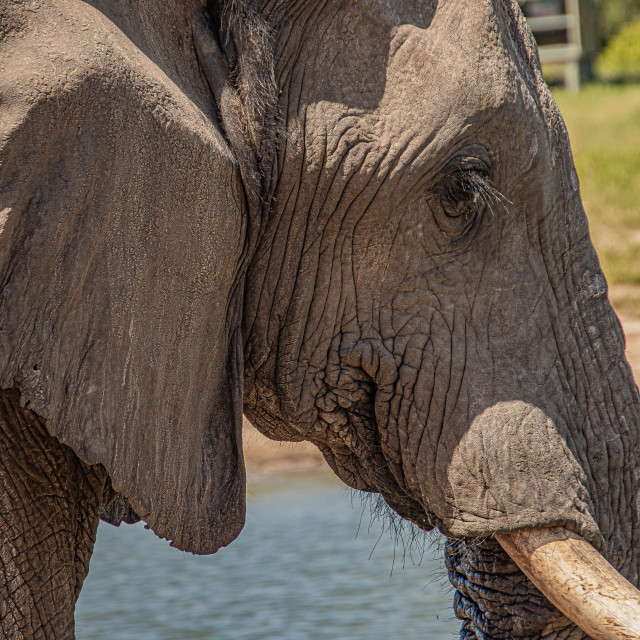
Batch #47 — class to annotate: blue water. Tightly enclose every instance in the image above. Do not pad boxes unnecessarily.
[76,473,460,639]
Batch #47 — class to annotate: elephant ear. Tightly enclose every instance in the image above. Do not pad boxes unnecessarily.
[0,3,248,553]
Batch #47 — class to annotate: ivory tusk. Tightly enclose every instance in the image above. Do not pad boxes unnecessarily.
[495,528,640,640]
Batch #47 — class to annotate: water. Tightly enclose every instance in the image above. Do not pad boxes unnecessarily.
[76,473,460,639]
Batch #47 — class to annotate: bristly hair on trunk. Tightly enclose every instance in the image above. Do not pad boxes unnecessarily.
[208,0,281,184]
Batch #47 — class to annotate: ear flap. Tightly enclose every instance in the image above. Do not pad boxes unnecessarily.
[0,3,247,553]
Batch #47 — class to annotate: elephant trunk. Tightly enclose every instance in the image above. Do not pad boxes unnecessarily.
[496,528,640,640]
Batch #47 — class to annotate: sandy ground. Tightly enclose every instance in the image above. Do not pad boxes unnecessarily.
[242,423,328,479]
[243,291,640,478]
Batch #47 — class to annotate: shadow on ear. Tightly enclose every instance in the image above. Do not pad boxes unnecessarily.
[0,2,250,553]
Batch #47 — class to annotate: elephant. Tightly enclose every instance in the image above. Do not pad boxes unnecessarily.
[1,0,639,638]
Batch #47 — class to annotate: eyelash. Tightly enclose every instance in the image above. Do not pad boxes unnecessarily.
[432,170,491,238]
[441,171,490,215]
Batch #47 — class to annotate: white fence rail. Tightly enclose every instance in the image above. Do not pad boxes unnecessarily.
[519,0,583,90]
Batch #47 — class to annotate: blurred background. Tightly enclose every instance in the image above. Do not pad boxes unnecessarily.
[76,4,640,638]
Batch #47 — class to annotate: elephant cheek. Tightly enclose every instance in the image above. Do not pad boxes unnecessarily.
[429,401,601,545]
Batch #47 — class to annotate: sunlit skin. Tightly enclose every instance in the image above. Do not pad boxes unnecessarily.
[0,1,639,638]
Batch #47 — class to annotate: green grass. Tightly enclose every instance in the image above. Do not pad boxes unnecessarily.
[596,19,640,83]
[553,84,640,295]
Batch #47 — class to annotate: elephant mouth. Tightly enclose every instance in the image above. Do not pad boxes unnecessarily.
[494,527,640,639]
[312,387,640,637]
[249,363,640,637]
[331,399,640,637]
[447,528,640,639]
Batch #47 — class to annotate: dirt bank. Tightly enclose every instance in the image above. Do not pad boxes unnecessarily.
[242,423,328,479]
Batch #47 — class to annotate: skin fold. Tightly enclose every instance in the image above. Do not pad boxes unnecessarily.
[0,0,638,638]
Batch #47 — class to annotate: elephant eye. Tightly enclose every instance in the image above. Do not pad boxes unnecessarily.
[432,169,493,239]
[441,171,486,217]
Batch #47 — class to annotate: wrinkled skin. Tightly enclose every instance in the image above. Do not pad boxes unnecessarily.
[0,0,639,638]
[242,1,640,638]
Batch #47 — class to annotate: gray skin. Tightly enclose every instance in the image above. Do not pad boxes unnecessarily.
[0,0,638,638]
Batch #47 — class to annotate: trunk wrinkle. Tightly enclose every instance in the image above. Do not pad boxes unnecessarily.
[445,537,586,640]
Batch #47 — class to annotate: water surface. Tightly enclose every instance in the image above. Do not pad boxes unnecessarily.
[77,473,459,639]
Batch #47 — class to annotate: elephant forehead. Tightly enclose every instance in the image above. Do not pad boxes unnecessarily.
[292,0,541,195]
[380,18,517,129]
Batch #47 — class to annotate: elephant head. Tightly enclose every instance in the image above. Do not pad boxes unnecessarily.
[1,0,639,638]
[235,0,640,637]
